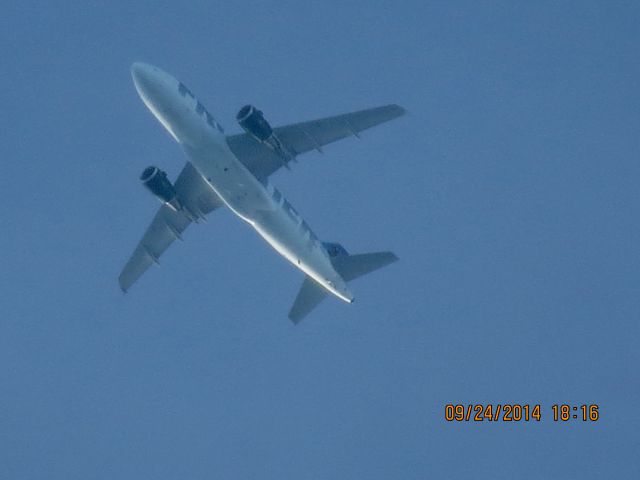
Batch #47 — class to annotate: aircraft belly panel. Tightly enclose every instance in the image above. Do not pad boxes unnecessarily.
[185,138,352,301]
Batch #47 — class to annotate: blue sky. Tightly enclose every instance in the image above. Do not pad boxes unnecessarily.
[1,1,638,478]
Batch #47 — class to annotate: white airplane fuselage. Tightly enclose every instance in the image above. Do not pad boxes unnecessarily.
[130,63,353,303]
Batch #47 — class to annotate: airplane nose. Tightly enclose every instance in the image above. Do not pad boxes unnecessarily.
[131,62,153,89]
[131,62,168,106]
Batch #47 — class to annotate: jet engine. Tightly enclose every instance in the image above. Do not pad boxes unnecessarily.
[236,104,273,142]
[236,105,294,167]
[140,166,181,211]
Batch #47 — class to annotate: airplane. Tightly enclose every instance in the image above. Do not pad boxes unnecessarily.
[119,62,405,322]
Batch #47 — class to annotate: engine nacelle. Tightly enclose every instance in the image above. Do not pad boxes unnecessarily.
[140,166,181,210]
[237,104,294,168]
[236,104,273,142]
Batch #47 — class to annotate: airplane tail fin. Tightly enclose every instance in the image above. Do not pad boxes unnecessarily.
[288,245,398,324]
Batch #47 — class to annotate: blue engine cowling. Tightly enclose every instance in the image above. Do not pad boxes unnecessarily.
[236,104,273,142]
[140,166,177,204]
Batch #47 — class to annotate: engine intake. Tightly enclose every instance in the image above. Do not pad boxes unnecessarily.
[236,105,273,142]
[237,104,295,168]
[140,166,180,210]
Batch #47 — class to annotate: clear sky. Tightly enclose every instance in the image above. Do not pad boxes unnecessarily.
[1,1,638,478]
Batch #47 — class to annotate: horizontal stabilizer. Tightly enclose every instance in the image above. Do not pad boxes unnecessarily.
[332,251,398,282]
[288,250,398,324]
[289,276,328,324]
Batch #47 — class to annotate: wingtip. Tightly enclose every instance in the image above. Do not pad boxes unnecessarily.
[380,251,399,264]
[391,104,407,116]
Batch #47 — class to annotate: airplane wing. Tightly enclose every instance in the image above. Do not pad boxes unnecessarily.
[118,162,223,292]
[227,104,405,179]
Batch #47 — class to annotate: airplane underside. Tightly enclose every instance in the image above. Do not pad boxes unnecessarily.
[119,62,404,322]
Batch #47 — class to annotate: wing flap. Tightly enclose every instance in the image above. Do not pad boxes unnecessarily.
[118,205,192,292]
